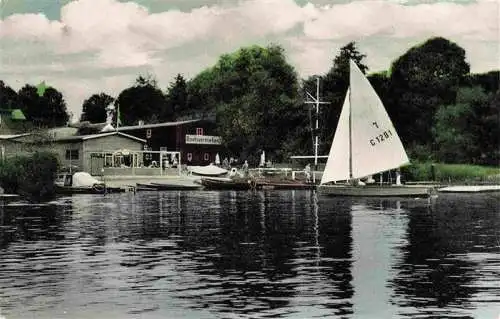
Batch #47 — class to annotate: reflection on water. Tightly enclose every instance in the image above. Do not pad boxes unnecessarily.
[0,192,498,319]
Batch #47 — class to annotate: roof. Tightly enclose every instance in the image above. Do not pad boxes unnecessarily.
[47,127,79,138]
[116,119,201,132]
[70,121,107,129]
[53,131,146,143]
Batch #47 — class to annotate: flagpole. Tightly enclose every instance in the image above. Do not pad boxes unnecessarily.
[305,77,330,184]
[116,106,119,131]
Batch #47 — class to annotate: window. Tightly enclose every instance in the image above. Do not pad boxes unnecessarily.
[204,153,209,161]
[65,149,79,160]
[104,154,113,167]
[196,127,203,136]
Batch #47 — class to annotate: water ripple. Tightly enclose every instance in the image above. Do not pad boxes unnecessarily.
[0,192,498,318]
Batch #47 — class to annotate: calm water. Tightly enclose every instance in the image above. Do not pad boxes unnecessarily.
[0,191,499,319]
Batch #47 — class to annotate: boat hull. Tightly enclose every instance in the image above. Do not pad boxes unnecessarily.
[149,182,202,191]
[55,185,107,194]
[189,165,228,177]
[257,182,314,190]
[201,178,252,190]
[318,184,434,197]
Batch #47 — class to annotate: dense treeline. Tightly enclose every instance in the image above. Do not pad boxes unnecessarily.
[0,81,70,128]
[1,36,498,165]
[0,152,59,202]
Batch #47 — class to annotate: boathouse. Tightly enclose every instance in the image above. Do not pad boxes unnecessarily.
[113,118,222,166]
[70,118,222,166]
[0,131,147,174]
[0,118,223,176]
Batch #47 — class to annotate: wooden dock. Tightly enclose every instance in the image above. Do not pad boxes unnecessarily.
[438,185,500,193]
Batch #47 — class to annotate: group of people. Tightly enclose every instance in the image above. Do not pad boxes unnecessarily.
[221,157,239,169]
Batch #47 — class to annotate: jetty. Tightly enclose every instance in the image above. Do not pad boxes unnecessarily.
[438,185,500,193]
[97,174,202,191]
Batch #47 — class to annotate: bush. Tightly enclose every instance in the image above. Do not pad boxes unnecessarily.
[401,162,500,183]
[0,151,60,202]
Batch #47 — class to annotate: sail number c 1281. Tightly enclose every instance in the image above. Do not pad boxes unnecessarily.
[370,129,393,146]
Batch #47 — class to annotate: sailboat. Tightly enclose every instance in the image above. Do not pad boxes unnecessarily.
[318,59,434,197]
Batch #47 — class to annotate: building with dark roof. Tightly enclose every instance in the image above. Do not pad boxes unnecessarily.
[0,116,224,176]
[1,131,146,174]
[113,118,222,166]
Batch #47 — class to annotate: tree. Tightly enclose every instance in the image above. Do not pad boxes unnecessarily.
[186,69,220,118]
[80,93,114,123]
[433,86,498,164]
[188,44,305,161]
[367,71,390,104]
[114,74,173,125]
[166,74,188,118]
[467,71,499,94]
[18,84,69,127]
[0,80,19,109]
[388,37,470,147]
[303,42,369,155]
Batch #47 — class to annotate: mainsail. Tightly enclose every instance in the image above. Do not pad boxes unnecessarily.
[320,60,410,185]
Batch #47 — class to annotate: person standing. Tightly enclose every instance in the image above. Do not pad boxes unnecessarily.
[242,160,249,177]
[304,163,311,183]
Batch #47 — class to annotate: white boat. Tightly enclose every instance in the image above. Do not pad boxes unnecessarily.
[318,59,434,198]
[55,172,107,194]
[188,164,228,177]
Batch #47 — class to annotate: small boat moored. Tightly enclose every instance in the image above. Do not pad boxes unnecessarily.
[200,177,253,190]
[136,181,203,191]
[55,172,108,194]
[188,164,228,177]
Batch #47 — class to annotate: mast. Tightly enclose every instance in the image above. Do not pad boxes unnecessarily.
[305,77,330,184]
[348,86,353,180]
[348,59,354,180]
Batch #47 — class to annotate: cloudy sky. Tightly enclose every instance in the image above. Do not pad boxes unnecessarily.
[0,0,498,120]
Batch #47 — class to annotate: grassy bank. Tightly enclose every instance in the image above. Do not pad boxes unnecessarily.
[0,151,60,202]
[402,162,500,184]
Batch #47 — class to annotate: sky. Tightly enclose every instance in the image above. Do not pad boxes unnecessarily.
[0,0,498,120]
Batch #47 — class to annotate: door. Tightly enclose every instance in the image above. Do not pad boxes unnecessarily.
[90,154,104,176]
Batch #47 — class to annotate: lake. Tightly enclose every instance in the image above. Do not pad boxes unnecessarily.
[0,191,499,319]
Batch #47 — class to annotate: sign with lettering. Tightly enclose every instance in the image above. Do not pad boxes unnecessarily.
[185,134,222,145]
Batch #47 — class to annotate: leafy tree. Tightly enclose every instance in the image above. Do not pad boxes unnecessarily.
[367,71,390,104]
[475,90,500,165]
[0,80,19,109]
[80,93,114,123]
[166,74,188,118]
[388,37,470,147]
[303,42,369,155]
[188,44,305,162]
[466,71,499,94]
[433,86,498,164]
[18,84,69,127]
[115,74,173,125]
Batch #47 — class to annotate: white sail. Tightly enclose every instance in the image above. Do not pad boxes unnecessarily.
[320,90,351,184]
[349,59,409,179]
